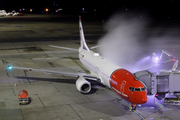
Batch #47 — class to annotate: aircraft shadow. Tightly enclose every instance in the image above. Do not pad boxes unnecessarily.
[14,76,106,94]
[15,76,129,116]
[15,76,76,84]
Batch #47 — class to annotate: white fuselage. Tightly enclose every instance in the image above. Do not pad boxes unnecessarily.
[79,49,122,88]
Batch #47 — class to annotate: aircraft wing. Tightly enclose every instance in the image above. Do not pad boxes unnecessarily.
[9,66,89,77]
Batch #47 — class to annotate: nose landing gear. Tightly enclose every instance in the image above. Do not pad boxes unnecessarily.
[131,104,136,110]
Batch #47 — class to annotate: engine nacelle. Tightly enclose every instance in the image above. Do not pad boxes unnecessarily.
[76,77,91,93]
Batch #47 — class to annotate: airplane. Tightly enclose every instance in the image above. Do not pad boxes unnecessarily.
[7,16,147,110]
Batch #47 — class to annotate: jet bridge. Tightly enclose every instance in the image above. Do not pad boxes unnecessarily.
[134,70,180,100]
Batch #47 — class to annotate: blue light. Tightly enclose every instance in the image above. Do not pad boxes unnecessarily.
[7,65,12,70]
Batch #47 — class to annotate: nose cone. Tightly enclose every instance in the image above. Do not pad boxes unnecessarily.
[142,96,147,104]
[139,93,147,104]
[134,92,147,104]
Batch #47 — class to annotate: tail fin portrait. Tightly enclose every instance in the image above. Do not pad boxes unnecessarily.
[79,16,89,51]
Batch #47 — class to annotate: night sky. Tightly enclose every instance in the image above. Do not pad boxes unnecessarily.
[0,0,180,19]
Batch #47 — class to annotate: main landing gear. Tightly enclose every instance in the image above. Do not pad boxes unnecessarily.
[131,104,136,110]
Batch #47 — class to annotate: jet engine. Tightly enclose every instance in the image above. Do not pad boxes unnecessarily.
[76,77,91,93]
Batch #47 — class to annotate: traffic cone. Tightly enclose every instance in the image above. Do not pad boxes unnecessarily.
[15,83,17,87]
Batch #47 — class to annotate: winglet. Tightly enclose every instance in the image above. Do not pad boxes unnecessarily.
[79,15,89,51]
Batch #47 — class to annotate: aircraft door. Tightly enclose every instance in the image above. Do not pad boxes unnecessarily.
[120,80,126,94]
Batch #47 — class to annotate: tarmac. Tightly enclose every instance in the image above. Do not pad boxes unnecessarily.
[0,14,180,120]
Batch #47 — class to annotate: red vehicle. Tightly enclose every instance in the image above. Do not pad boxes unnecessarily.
[18,13,27,16]
[18,90,29,105]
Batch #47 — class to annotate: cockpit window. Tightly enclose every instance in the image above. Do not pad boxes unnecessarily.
[141,88,145,91]
[134,88,141,91]
[129,87,134,91]
[129,87,132,91]
[129,87,145,91]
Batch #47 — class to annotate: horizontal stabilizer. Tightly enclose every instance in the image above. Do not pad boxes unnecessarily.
[49,45,78,51]
[90,44,105,50]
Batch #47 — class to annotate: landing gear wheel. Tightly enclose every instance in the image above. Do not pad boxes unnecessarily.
[131,104,136,110]
[131,106,136,110]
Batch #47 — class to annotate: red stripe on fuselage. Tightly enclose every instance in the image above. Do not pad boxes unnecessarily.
[110,69,147,104]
